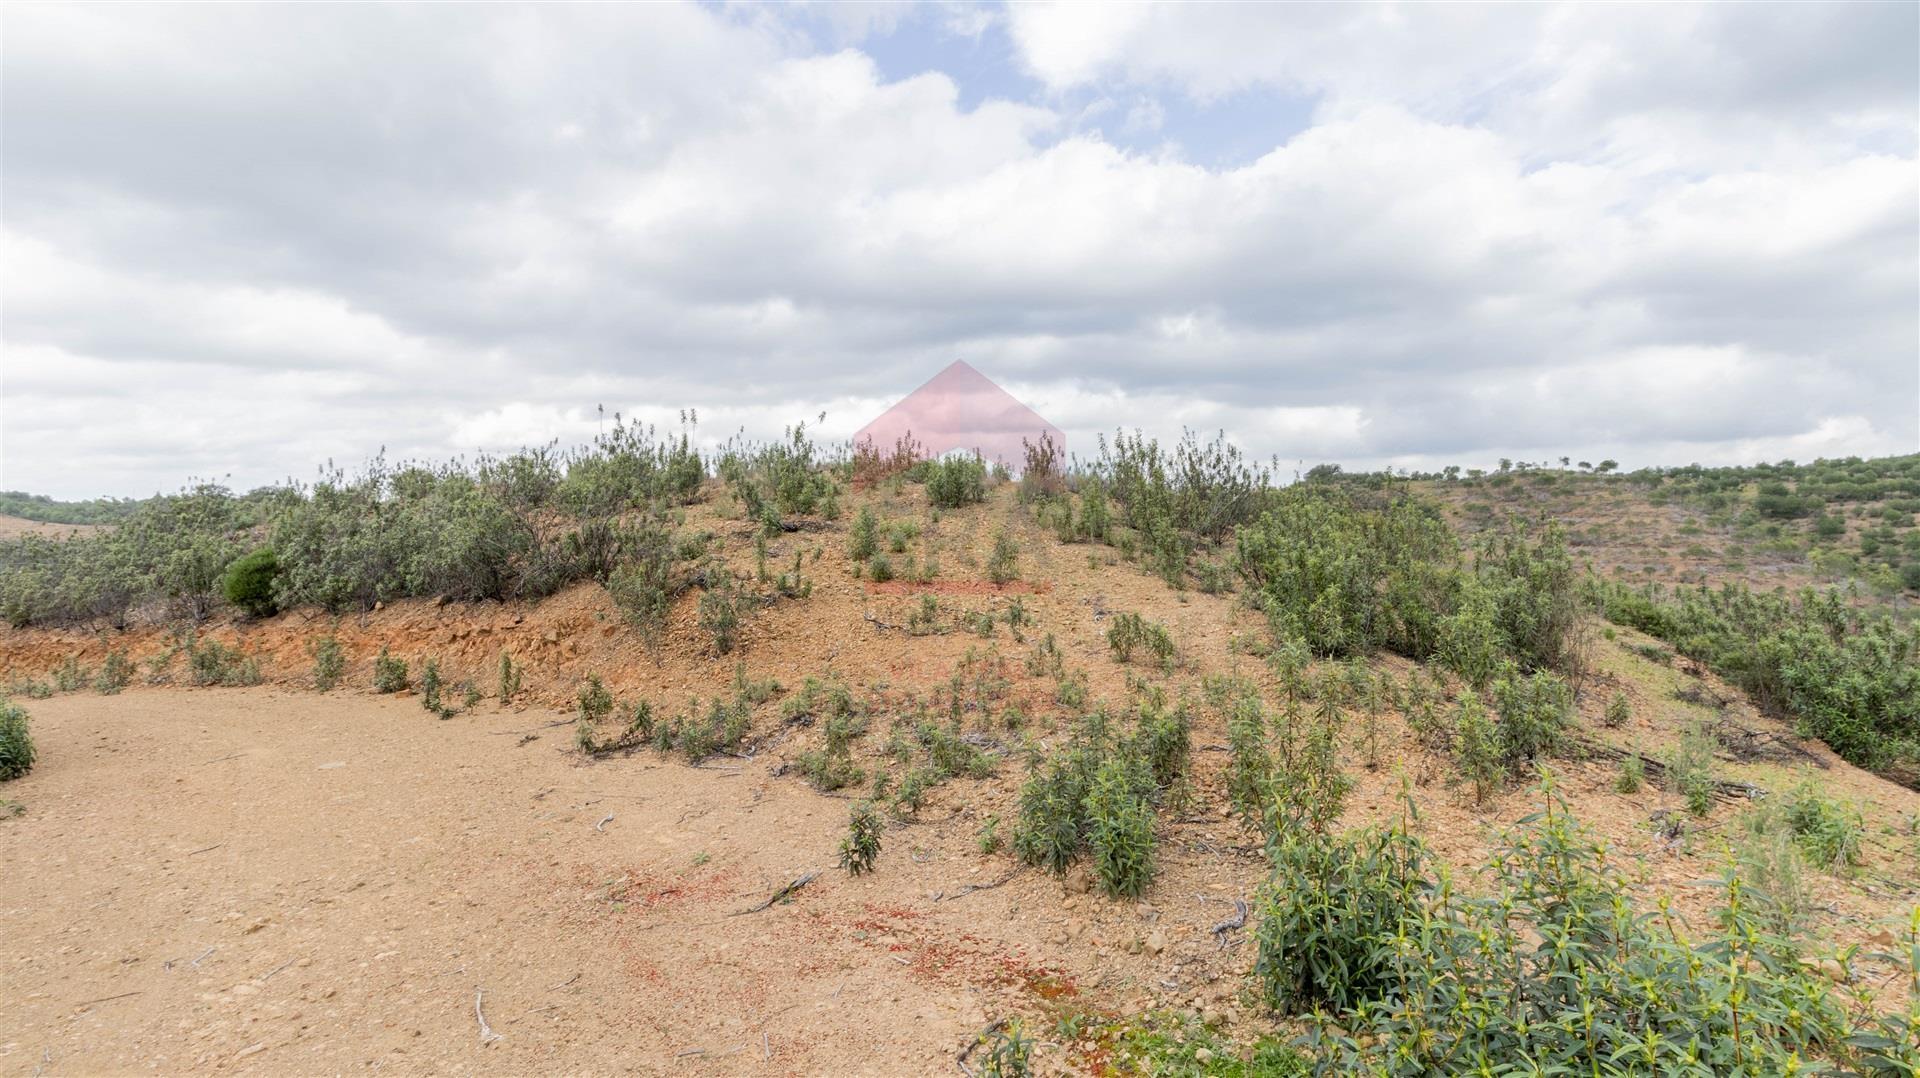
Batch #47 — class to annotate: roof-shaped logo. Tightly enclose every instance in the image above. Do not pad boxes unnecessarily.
[853,360,1063,470]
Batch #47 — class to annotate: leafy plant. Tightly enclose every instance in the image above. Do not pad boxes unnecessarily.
[987,528,1020,585]
[496,651,520,702]
[926,455,987,509]
[1107,612,1175,670]
[848,506,878,562]
[1086,754,1156,897]
[372,646,409,693]
[0,700,35,781]
[1669,720,1719,816]
[311,635,345,692]
[1604,690,1631,727]
[94,650,132,695]
[840,800,883,875]
[222,546,280,617]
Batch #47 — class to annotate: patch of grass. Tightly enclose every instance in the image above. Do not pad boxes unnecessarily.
[94,650,132,695]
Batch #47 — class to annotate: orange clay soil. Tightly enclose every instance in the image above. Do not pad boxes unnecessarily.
[3,481,1917,1075]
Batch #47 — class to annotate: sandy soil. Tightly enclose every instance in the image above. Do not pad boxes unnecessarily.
[0,516,102,541]
[1,688,1111,1075]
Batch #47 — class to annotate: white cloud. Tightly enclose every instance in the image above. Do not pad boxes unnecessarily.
[0,1,1912,498]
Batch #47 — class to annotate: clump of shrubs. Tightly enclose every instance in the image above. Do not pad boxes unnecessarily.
[0,700,35,781]
[372,647,409,694]
[1011,709,1187,895]
[94,650,132,695]
[1106,612,1175,670]
[187,636,260,687]
[311,636,346,692]
[1257,777,1919,1076]
[926,455,987,509]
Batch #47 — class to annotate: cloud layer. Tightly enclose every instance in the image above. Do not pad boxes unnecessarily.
[3,1,1914,497]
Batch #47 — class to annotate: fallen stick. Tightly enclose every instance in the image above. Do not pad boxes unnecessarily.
[675,1047,706,1058]
[956,1018,1009,1077]
[187,844,224,856]
[938,867,1020,902]
[74,991,141,1008]
[190,946,216,968]
[475,988,502,1043]
[547,972,580,991]
[731,870,818,915]
[260,957,297,981]
[595,813,615,832]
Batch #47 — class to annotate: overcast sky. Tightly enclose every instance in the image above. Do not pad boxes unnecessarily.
[3,1,1916,499]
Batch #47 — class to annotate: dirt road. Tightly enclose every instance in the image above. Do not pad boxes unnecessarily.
[0,688,1086,1075]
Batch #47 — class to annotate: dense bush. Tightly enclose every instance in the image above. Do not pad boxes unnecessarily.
[0,700,35,781]
[925,455,987,508]
[1266,780,1919,1076]
[1012,710,1179,892]
[1593,579,1920,782]
[222,547,280,617]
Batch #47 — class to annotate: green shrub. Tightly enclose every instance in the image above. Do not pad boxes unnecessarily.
[496,652,520,701]
[698,575,747,654]
[222,547,280,617]
[1669,720,1718,816]
[94,650,132,695]
[978,1018,1034,1078]
[53,657,87,693]
[188,637,260,687]
[419,658,450,717]
[1273,781,1912,1076]
[372,647,408,693]
[1604,690,1630,727]
[1488,664,1570,769]
[987,528,1019,585]
[1086,755,1155,898]
[868,551,895,583]
[1780,783,1864,870]
[1225,694,1271,823]
[1255,818,1428,1015]
[926,455,987,508]
[1455,695,1502,804]
[840,801,882,875]
[577,674,613,725]
[1615,753,1644,793]
[311,636,345,691]
[848,506,878,562]
[0,700,35,781]
[1107,612,1174,670]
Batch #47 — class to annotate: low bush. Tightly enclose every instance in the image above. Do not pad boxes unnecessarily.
[1266,779,1918,1076]
[848,506,878,562]
[1086,754,1156,897]
[94,650,132,695]
[1107,612,1175,670]
[222,547,280,617]
[1780,782,1864,870]
[987,528,1019,585]
[1669,720,1719,816]
[372,647,408,693]
[0,700,35,781]
[188,637,260,687]
[496,652,520,701]
[840,800,883,875]
[926,455,987,508]
[311,636,345,691]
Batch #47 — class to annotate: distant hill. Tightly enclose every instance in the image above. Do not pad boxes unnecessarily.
[0,491,149,526]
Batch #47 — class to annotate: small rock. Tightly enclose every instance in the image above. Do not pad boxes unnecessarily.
[1144,930,1167,956]
[1064,867,1092,895]
[242,918,271,935]
[1195,1048,1214,1064]
[235,1043,267,1059]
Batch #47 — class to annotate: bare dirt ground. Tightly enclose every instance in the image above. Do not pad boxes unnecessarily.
[1,688,1080,1075]
[4,481,1917,1075]
[0,516,102,541]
